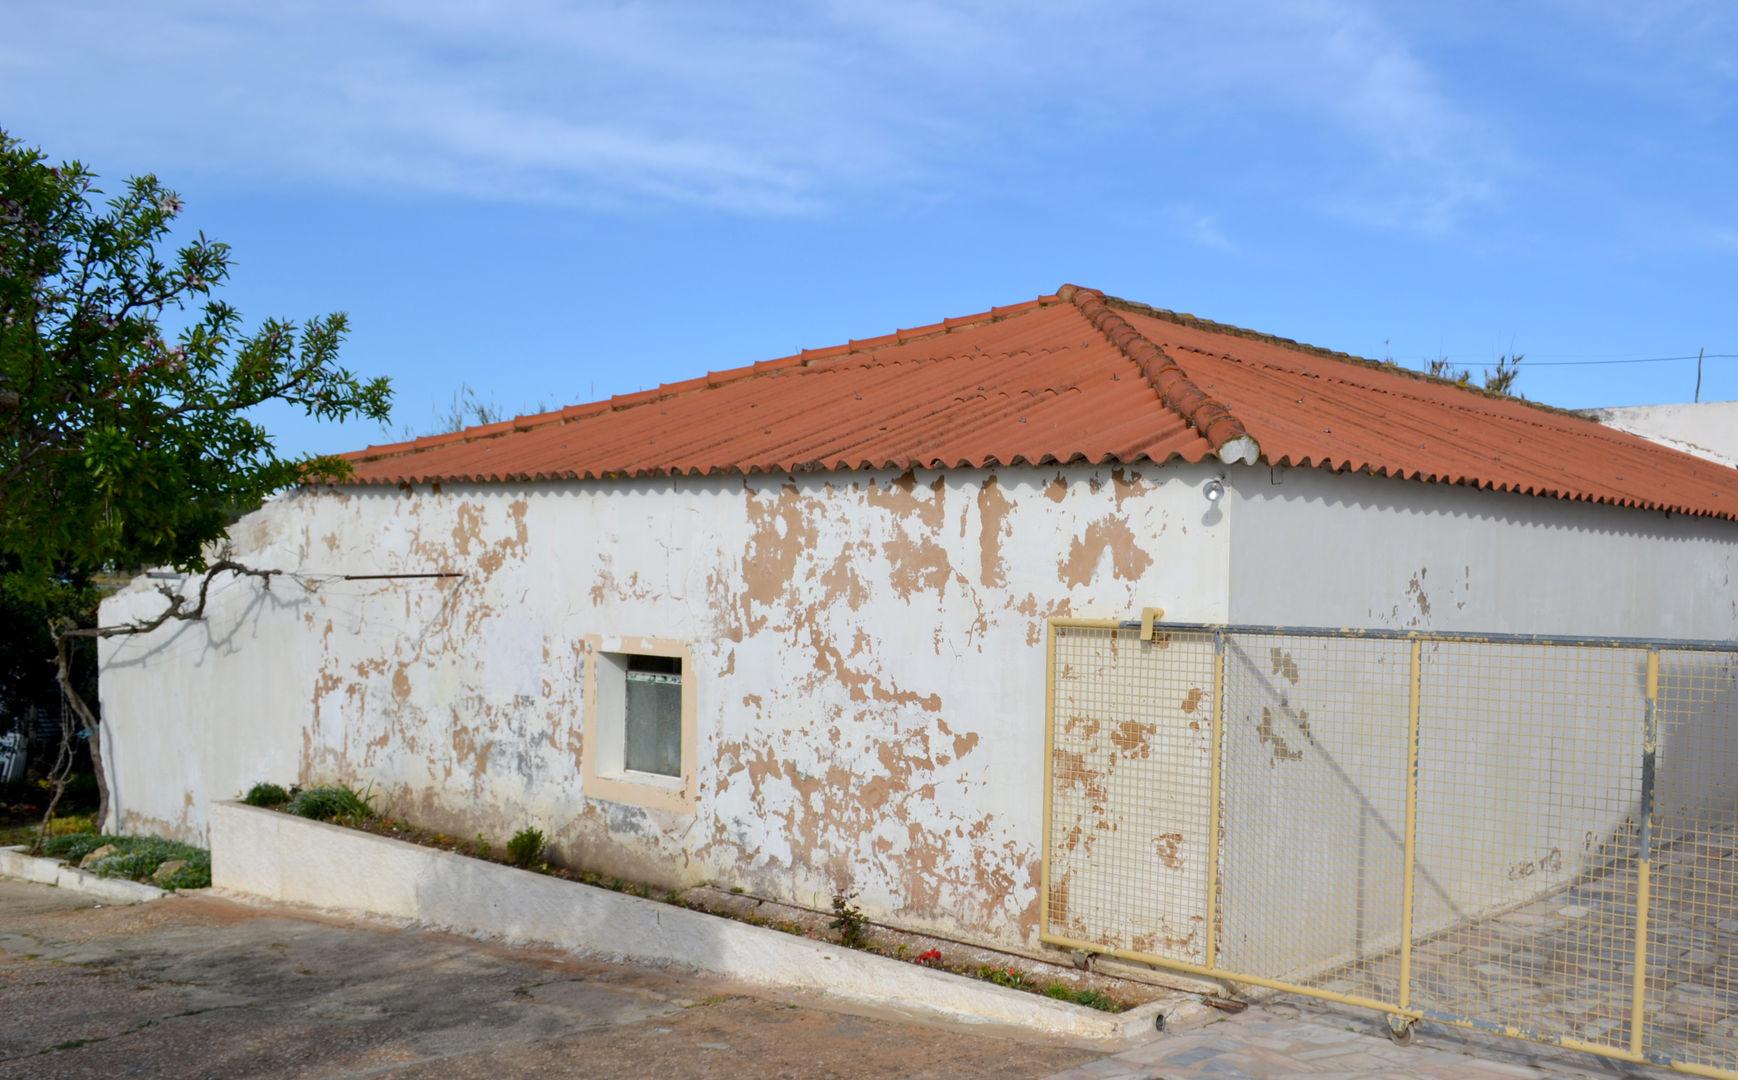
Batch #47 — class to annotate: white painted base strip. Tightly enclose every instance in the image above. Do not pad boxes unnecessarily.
[209,801,1199,1041]
[0,845,166,904]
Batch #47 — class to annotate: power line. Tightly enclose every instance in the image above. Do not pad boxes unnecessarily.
[1517,354,1738,367]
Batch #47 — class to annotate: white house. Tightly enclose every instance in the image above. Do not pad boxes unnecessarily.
[99,285,1738,956]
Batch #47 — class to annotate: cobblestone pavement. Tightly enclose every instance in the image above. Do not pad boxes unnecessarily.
[0,879,1094,1080]
[1310,833,1738,1074]
[1167,824,1738,1079]
[1046,999,1684,1080]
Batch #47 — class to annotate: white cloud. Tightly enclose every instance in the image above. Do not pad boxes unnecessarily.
[0,0,1511,230]
[1162,205,1235,251]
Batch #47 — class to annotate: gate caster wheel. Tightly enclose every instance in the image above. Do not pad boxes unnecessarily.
[1386,1015,1416,1046]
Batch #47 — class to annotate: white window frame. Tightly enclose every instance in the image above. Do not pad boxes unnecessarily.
[582,634,697,813]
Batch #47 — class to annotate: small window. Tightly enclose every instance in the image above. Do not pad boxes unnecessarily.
[582,636,696,813]
[623,655,682,777]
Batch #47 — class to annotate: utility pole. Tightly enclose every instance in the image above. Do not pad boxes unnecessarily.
[1695,347,1704,403]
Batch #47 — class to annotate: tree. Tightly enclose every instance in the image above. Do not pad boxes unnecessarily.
[0,130,392,830]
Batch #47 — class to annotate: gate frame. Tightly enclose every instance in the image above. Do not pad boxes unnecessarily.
[1041,616,1738,1078]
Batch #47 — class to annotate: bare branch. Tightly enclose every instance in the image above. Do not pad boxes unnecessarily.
[53,559,280,642]
[37,559,282,845]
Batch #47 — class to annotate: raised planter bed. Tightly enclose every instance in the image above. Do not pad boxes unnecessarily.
[0,845,166,904]
[210,800,1205,1040]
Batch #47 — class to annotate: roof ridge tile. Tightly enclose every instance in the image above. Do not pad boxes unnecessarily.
[1061,285,1259,465]
[1106,293,1598,423]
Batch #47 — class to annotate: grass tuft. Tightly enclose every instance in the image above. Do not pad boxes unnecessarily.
[286,783,374,822]
[505,827,545,868]
[241,782,291,807]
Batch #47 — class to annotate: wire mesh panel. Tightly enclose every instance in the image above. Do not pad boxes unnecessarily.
[1410,641,1646,1053]
[1648,651,1738,1071]
[1217,631,1412,1003]
[1043,617,1738,1080]
[1046,623,1216,964]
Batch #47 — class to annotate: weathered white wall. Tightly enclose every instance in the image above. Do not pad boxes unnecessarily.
[100,462,1231,949]
[1228,465,1738,638]
[1587,402,1738,469]
[1218,466,1738,980]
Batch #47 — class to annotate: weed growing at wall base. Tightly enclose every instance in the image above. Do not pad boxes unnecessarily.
[505,827,545,868]
[286,783,374,822]
[241,782,290,807]
[829,892,871,948]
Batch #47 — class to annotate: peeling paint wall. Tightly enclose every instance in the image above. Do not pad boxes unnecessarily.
[99,462,1231,949]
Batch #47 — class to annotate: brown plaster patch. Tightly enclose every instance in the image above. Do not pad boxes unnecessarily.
[820,545,872,611]
[866,470,947,531]
[1058,516,1154,589]
[740,483,820,630]
[1109,719,1157,759]
[450,502,485,556]
[1407,570,1432,620]
[883,535,952,600]
[1257,706,1305,762]
[975,476,1015,587]
[1110,468,1145,508]
[1270,648,1300,685]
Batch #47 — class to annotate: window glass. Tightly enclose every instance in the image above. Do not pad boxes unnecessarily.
[624,654,682,776]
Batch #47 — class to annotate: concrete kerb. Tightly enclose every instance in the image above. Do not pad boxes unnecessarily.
[209,801,1209,1042]
[0,845,167,904]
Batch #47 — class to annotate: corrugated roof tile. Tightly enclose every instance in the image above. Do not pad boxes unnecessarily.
[341,286,1738,522]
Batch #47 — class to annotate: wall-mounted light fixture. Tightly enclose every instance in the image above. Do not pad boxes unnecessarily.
[1203,478,1226,503]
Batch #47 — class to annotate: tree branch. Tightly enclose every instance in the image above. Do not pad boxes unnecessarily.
[54,559,281,642]
[38,559,282,846]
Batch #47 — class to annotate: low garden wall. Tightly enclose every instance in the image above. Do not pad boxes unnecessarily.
[209,801,1184,1041]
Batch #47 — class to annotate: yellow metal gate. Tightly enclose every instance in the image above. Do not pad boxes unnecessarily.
[1043,617,1738,1077]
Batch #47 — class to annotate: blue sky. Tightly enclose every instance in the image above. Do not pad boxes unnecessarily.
[4,1,1735,458]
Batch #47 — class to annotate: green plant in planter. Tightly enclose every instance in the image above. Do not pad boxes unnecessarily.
[829,891,870,948]
[286,783,374,822]
[242,782,290,807]
[506,827,545,868]
[37,834,212,889]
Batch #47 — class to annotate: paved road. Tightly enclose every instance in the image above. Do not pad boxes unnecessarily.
[0,880,1093,1080]
[2,879,1695,1080]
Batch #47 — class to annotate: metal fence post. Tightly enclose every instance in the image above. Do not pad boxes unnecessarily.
[1040,620,1058,940]
[1398,637,1423,1016]
[1631,647,1660,1057]
[1204,630,1226,970]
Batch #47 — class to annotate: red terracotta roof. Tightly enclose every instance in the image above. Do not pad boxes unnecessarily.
[344,286,1738,522]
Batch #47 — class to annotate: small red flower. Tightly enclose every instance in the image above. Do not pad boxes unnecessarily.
[915,949,942,965]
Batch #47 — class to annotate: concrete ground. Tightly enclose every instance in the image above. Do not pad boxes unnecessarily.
[1042,1002,1676,1080]
[0,880,1094,1080]
[0,879,1698,1080]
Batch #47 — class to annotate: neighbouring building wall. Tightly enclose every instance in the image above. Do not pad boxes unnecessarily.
[1586,402,1738,470]
[1219,465,1738,981]
[99,461,1231,949]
